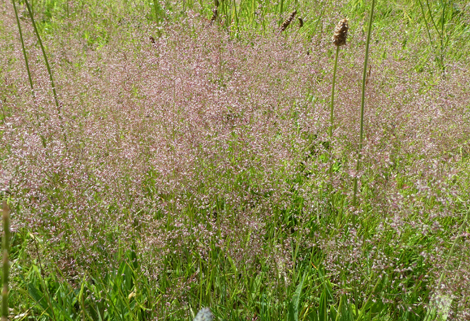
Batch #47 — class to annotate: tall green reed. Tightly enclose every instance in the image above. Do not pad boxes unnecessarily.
[353,0,376,207]
[2,202,10,321]
[22,0,60,111]
[11,0,34,99]
[329,18,348,189]
[14,0,68,147]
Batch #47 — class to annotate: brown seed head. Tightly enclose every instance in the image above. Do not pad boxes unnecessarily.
[332,18,348,46]
[280,10,297,32]
[210,7,218,23]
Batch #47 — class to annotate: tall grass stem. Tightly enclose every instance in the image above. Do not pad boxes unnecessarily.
[23,0,68,147]
[417,0,435,50]
[11,0,35,98]
[353,0,376,207]
[329,46,340,186]
[23,0,60,111]
[2,202,10,321]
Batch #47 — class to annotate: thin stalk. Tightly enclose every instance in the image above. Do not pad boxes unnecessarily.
[437,208,469,291]
[31,234,57,321]
[23,0,68,147]
[335,295,344,321]
[153,1,159,21]
[353,0,376,207]
[329,46,340,186]
[2,202,10,321]
[417,0,435,50]
[425,0,442,37]
[439,0,449,71]
[251,0,255,27]
[232,0,240,35]
[11,0,35,97]
[12,0,50,148]
[279,0,284,14]
[23,0,60,111]
[440,0,448,37]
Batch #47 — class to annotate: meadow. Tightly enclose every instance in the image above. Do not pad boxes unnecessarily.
[0,0,470,319]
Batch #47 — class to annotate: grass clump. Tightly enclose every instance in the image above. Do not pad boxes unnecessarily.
[1,0,470,320]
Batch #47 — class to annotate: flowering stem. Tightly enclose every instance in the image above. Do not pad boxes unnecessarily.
[353,0,376,207]
[329,45,340,187]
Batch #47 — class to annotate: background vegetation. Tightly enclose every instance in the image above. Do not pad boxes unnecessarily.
[1,0,470,319]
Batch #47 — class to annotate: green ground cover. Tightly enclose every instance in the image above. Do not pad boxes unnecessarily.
[1,0,470,319]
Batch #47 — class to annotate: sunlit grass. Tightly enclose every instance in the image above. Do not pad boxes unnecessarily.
[1,0,470,320]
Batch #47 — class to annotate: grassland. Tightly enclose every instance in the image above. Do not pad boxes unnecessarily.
[1,0,470,319]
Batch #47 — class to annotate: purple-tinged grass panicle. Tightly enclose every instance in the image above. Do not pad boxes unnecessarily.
[2,7,470,318]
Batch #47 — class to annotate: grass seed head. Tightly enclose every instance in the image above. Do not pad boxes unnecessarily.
[281,10,297,32]
[332,18,349,46]
[210,7,218,23]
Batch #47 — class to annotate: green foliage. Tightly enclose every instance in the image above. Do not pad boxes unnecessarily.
[16,248,153,320]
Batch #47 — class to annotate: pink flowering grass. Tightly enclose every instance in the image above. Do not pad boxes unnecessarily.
[1,0,470,319]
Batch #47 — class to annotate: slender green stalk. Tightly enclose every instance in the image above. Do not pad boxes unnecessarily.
[12,0,48,150]
[23,0,68,147]
[437,208,469,291]
[23,0,60,111]
[232,0,240,35]
[31,237,57,321]
[2,202,10,321]
[11,0,35,98]
[329,46,340,179]
[425,0,442,37]
[153,1,160,22]
[424,0,448,70]
[439,0,449,71]
[251,0,255,27]
[329,18,348,196]
[353,0,376,207]
[417,0,435,50]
